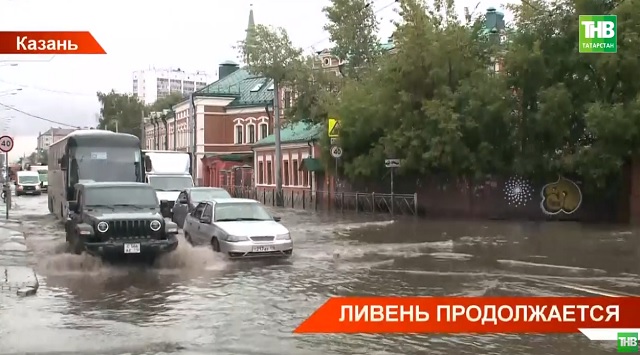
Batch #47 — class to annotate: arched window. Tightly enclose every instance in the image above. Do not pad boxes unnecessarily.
[234,123,244,144]
[246,123,256,144]
[259,122,269,140]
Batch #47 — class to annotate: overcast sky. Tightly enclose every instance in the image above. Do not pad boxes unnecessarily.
[0,0,511,158]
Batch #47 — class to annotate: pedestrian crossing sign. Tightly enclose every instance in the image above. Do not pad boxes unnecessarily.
[328,118,341,138]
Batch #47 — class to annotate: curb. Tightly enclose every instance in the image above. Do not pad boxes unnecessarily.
[0,221,38,297]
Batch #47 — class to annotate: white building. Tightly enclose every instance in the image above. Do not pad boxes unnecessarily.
[36,127,77,151]
[132,67,215,104]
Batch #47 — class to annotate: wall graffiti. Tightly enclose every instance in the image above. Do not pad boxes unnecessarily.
[503,176,534,207]
[540,176,582,215]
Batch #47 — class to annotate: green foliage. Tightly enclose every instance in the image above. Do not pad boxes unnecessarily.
[148,92,185,113]
[96,90,146,138]
[323,0,382,77]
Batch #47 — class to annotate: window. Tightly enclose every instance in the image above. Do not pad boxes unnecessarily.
[259,123,268,140]
[292,160,299,186]
[267,161,272,185]
[250,83,262,92]
[247,123,256,144]
[258,161,264,184]
[192,202,206,218]
[283,160,290,186]
[284,91,291,109]
[303,169,309,187]
[235,124,243,144]
[202,204,212,219]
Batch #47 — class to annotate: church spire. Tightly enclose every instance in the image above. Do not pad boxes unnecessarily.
[244,4,256,65]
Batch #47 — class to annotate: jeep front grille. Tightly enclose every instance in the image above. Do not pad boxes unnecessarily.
[102,220,159,239]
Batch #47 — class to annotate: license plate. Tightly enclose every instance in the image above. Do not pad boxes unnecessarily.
[253,246,275,252]
[124,243,141,254]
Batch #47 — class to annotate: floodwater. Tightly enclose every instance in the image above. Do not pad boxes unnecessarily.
[1,195,638,354]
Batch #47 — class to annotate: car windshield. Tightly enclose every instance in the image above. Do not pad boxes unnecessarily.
[18,175,39,184]
[72,146,142,183]
[191,189,231,202]
[148,176,193,191]
[214,202,272,221]
[85,186,158,207]
[38,171,48,182]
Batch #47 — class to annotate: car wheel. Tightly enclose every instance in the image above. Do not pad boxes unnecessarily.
[211,237,221,252]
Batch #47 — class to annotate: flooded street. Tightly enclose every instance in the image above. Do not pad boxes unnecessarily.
[1,195,638,354]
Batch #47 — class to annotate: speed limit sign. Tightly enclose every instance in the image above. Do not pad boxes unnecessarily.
[0,135,13,153]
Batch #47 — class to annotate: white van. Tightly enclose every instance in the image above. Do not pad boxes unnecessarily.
[16,170,42,196]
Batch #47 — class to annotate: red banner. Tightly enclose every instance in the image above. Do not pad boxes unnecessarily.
[294,297,640,334]
[0,31,105,54]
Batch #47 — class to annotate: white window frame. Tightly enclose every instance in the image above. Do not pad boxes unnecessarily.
[246,122,256,144]
[234,123,244,144]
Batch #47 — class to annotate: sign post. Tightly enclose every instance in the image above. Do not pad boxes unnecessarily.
[328,118,342,190]
[384,159,401,216]
[0,135,14,219]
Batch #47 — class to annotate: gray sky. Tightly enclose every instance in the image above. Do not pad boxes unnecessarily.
[0,0,510,157]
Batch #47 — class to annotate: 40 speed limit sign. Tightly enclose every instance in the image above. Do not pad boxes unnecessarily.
[0,135,13,153]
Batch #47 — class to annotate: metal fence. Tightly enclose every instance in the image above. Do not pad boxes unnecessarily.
[222,186,418,216]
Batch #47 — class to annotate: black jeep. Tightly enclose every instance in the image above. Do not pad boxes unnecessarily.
[65,182,179,262]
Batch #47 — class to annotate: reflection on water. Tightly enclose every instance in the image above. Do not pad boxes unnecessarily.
[1,196,638,354]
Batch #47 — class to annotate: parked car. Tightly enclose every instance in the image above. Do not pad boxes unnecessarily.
[171,187,232,228]
[182,198,293,258]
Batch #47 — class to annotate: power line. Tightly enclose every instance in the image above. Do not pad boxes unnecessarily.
[0,79,95,97]
[0,101,80,128]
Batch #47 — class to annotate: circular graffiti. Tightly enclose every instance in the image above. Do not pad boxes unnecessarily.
[503,176,534,207]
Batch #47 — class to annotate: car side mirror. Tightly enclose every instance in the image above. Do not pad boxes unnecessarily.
[200,216,211,224]
[68,201,78,212]
[273,216,281,222]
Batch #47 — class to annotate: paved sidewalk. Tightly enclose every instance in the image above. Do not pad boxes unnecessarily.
[0,219,39,297]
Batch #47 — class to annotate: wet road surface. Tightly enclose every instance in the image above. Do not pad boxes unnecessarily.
[1,194,639,354]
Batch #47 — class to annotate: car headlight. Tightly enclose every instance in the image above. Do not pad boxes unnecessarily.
[96,221,109,233]
[228,235,249,242]
[150,220,162,232]
[276,233,291,240]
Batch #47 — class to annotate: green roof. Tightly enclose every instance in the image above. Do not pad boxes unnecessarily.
[300,158,323,172]
[253,121,322,147]
[195,68,274,107]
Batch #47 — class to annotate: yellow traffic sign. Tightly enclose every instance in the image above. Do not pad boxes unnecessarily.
[328,118,341,138]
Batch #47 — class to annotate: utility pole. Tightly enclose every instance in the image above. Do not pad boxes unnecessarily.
[139,109,145,149]
[190,94,198,185]
[273,80,283,207]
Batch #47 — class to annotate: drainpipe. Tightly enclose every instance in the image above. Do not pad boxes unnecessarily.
[153,117,160,150]
[171,107,177,151]
[161,115,168,150]
[307,140,314,193]
[190,93,197,182]
[151,118,157,150]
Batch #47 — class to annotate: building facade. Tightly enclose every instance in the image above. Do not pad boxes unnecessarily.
[132,67,214,104]
[36,127,76,151]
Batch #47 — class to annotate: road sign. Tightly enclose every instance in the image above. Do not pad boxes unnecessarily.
[330,145,343,158]
[330,137,339,145]
[0,136,13,153]
[385,159,400,168]
[328,118,341,138]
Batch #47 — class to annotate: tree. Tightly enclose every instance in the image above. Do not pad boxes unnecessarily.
[148,92,185,113]
[96,90,146,138]
[323,0,382,78]
[504,0,640,188]
[335,0,513,181]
